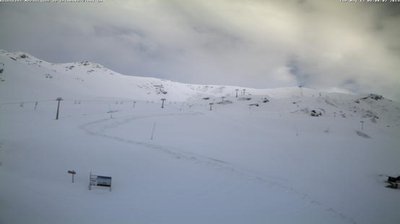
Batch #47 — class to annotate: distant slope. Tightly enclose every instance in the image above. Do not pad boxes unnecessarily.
[1,49,399,127]
[0,50,256,102]
[0,50,350,102]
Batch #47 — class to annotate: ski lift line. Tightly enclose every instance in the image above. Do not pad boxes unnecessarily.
[0,98,64,105]
[0,99,54,105]
[0,100,38,105]
[80,97,140,103]
[64,98,141,104]
[0,98,139,106]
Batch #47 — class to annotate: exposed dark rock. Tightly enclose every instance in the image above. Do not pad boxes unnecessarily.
[361,94,384,101]
[217,100,233,105]
[356,130,371,139]
[310,110,322,117]
[238,97,251,101]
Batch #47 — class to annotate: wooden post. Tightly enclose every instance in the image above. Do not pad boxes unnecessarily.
[107,111,115,119]
[89,172,94,190]
[56,97,63,120]
[67,170,76,183]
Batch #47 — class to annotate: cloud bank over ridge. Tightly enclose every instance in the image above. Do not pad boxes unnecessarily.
[0,0,399,99]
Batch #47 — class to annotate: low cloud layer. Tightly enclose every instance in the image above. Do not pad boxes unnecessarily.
[0,0,399,99]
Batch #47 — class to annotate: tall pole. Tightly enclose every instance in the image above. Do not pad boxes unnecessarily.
[56,97,63,120]
[150,122,156,140]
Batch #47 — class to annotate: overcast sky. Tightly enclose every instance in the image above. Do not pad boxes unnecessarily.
[0,0,399,99]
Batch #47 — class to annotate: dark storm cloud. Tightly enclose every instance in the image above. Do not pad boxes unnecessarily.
[0,0,399,99]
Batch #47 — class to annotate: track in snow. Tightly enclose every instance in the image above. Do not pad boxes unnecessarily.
[79,112,357,224]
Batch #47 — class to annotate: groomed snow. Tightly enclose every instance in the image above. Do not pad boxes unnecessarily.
[1,50,400,224]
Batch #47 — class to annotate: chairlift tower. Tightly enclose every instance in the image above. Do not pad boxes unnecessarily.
[161,98,166,109]
[55,97,63,120]
[209,102,214,111]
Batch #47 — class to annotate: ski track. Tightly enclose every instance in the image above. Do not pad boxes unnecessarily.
[79,113,357,224]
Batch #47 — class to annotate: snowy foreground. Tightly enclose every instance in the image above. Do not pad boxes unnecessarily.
[1,51,400,224]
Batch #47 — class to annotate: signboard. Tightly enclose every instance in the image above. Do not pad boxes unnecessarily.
[67,170,76,183]
[89,173,112,191]
[97,176,112,187]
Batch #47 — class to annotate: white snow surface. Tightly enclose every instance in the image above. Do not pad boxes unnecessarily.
[1,50,400,224]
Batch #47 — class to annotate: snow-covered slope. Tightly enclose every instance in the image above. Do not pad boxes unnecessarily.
[1,50,399,128]
[0,50,262,102]
[1,50,400,224]
[0,50,354,100]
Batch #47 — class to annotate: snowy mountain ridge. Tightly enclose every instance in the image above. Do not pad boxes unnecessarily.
[1,49,399,127]
[0,49,263,102]
[0,49,352,101]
